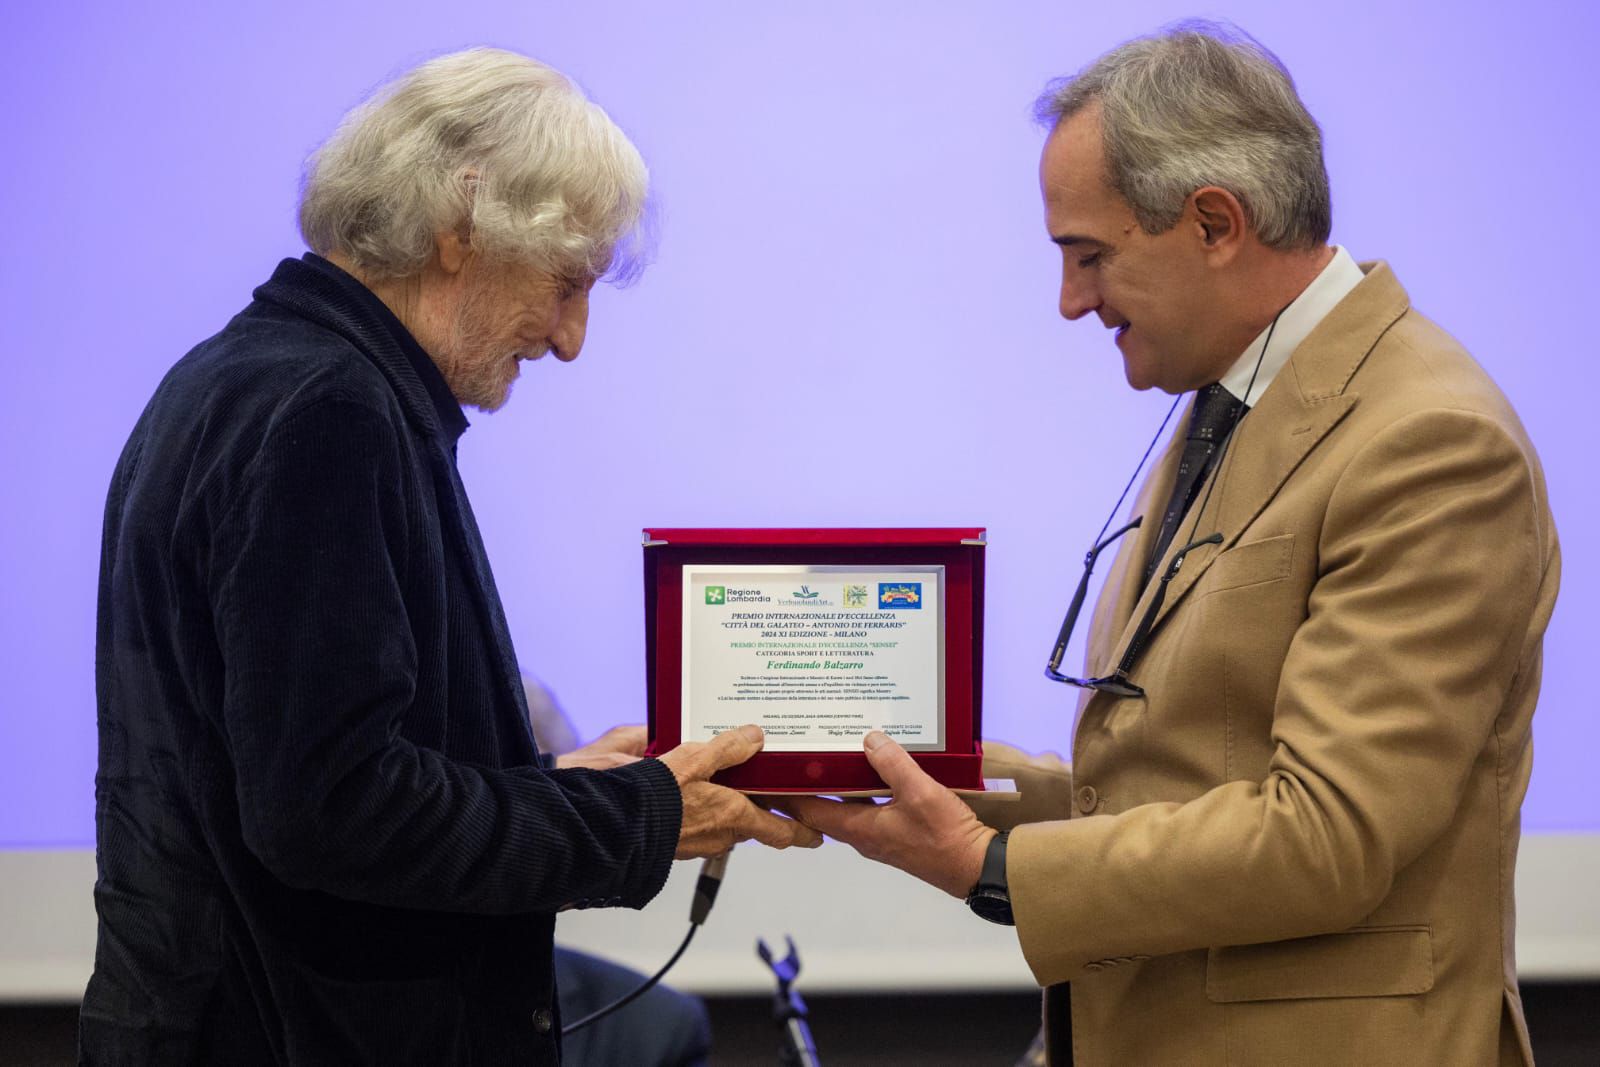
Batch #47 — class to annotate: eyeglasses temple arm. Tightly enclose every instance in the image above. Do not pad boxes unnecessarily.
[1114,532,1223,676]
[1046,516,1143,674]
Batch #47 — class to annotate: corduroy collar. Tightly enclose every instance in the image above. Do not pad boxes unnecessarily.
[254,254,471,446]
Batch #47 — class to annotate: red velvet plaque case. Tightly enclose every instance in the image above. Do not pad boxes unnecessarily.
[643,528,987,793]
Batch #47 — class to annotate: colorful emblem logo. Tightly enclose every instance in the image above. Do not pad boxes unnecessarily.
[878,582,922,609]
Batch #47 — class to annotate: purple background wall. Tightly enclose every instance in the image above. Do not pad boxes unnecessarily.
[1,1,1594,847]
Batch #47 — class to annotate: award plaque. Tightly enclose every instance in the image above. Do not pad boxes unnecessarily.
[643,528,989,794]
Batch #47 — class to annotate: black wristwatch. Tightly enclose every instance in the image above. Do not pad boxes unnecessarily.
[965,830,1014,925]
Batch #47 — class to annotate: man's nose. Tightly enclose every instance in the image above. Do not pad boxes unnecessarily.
[550,291,589,362]
[1059,274,1101,321]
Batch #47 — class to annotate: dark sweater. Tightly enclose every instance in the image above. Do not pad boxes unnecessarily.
[81,254,681,1065]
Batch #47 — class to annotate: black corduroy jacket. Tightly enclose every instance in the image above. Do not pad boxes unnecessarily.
[81,255,682,1065]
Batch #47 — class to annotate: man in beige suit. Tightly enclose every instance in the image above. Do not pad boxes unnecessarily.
[786,22,1560,1066]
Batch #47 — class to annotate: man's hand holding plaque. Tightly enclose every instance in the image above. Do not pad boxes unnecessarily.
[555,725,649,771]
[658,725,824,858]
[781,730,996,897]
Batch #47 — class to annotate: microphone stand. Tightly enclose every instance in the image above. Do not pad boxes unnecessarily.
[562,852,730,1038]
[757,936,820,1067]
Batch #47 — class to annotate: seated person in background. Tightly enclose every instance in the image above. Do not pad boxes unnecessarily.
[524,675,713,1067]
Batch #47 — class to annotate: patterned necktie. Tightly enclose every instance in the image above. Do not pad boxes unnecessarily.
[1143,383,1247,584]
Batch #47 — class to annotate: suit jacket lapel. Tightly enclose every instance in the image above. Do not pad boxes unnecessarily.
[434,452,539,755]
[1095,262,1411,672]
[254,257,447,441]
[1146,383,1356,627]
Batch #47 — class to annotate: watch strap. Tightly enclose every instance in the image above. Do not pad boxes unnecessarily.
[966,830,1014,925]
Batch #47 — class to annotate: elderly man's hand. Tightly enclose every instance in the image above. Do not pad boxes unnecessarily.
[657,726,823,859]
[554,725,647,770]
[780,731,996,898]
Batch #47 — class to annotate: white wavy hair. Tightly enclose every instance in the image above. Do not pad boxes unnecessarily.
[1035,20,1331,251]
[300,47,651,283]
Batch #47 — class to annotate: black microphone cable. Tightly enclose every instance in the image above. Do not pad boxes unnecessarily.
[560,851,731,1037]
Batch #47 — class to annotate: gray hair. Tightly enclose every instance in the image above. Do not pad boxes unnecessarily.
[300,47,650,283]
[1035,20,1331,251]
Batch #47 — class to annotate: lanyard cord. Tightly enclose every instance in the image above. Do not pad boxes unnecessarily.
[1179,306,1285,549]
[1094,393,1183,545]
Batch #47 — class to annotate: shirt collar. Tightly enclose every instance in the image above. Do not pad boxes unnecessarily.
[300,253,471,444]
[1219,245,1365,407]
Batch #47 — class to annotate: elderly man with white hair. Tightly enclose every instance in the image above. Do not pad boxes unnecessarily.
[82,48,817,1065]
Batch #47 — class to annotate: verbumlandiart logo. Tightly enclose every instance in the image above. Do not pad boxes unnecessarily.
[878,582,922,609]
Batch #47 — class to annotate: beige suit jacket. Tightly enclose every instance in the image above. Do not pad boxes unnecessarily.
[974,264,1560,1065]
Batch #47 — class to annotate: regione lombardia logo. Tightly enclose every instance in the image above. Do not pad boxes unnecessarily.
[704,585,725,605]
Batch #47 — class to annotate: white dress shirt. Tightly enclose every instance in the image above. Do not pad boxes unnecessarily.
[1219,245,1365,406]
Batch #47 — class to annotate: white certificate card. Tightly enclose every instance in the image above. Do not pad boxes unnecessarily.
[681,565,944,751]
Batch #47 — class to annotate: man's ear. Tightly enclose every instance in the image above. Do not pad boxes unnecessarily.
[1190,186,1247,258]
[435,168,481,276]
[435,229,472,276]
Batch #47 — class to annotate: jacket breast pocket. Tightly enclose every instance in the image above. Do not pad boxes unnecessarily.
[1205,925,1434,1002]
[1201,533,1295,597]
